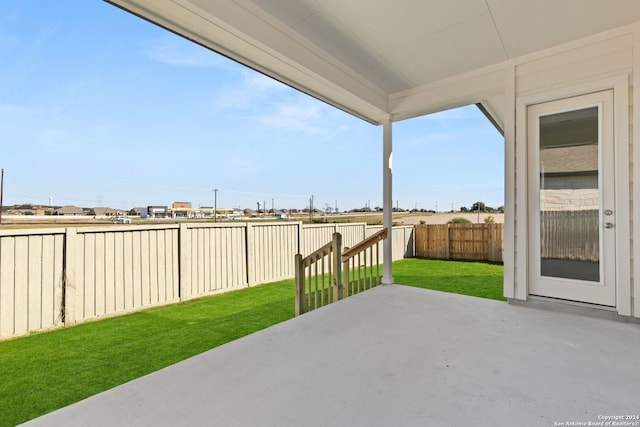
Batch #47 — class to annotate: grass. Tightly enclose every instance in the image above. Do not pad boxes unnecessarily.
[394,258,506,301]
[0,258,503,426]
[0,280,295,426]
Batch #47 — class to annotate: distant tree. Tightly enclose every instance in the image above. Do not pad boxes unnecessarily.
[460,206,469,212]
[448,217,472,224]
[471,201,486,212]
[484,216,495,224]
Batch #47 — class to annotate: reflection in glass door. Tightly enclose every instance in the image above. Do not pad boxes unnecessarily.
[539,107,600,282]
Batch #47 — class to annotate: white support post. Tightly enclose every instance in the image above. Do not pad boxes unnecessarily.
[382,117,394,285]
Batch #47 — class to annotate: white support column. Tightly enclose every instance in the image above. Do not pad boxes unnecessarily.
[382,117,394,285]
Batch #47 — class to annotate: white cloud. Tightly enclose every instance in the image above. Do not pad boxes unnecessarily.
[141,36,226,67]
[212,69,343,135]
[243,71,284,91]
[212,69,287,110]
[253,98,327,134]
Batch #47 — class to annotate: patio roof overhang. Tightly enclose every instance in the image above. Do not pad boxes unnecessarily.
[106,0,640,128]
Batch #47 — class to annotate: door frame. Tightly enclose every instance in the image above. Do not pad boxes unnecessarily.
[513,75,630,313]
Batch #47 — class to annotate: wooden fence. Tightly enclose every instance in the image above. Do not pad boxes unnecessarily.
[414,223,503,262]
[0,222,413,339]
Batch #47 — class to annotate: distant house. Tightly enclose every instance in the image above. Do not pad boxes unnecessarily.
[11,204,46,216]
[90,207,118,217]
[147,206,169,219]
[172,202,193,218]
[539,143,598,211]
[55,205,84,216]
[128,207,143,216]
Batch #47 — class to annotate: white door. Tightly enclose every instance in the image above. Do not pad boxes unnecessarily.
[528,90,616,306]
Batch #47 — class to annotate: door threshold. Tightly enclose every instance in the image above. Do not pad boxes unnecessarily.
[509,296,640,324]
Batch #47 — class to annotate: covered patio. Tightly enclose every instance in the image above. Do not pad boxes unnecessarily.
[24,285,640,426]
[23,0,640,424]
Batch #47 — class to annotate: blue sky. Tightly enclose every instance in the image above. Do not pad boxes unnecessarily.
[0,1,503,212]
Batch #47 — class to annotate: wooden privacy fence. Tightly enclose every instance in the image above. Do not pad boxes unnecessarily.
[0,222,413,339]
[414,223,503,262]
[294,228,387,316]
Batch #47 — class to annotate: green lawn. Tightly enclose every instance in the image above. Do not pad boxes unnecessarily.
[0,258,503,426]
[0,281,295,426]
[394,258,506,301]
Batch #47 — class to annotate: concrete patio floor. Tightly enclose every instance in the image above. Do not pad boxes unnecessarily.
[23,284,640,426]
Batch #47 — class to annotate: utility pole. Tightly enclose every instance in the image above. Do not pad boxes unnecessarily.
[335,200,338,213]
[213,188,218,222]
[309,195,314,221]
[271,198,274,213]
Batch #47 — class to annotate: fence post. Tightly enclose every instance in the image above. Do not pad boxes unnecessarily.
[178,223,190,301]
[447,224,452,260]
[63,227,78,325]
[246,223,255,286]
[343,258,349,299]
[332,232,342,301]
[294,253,304,316]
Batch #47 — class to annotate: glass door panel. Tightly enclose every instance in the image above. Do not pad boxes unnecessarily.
[539,107,600,282]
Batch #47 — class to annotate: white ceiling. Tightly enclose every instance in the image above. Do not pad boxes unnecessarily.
[107,0,640,125]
